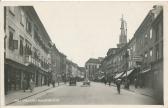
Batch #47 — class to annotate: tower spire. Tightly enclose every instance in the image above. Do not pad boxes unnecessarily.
[117,14,127,48]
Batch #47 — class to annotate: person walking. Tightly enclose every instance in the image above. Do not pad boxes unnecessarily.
[116,78,122,94]
[52,80,55,87]
[22,78,27,92]
[29,78,34,92]
[104,77,107,85]
[108,77,111,86]
[134,78,138,89]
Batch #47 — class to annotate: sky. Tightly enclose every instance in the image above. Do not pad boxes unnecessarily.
[34,1,162,67]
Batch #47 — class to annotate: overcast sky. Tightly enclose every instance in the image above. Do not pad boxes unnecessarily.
[34,1,162,67]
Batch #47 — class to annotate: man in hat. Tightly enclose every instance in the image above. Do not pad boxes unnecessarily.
[116,78,122,94]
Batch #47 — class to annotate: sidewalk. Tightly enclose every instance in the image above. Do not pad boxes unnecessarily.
[5,85,52,105]
[110,83,154,97]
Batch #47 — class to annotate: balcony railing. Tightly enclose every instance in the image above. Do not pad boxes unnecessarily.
[25,55,41,67]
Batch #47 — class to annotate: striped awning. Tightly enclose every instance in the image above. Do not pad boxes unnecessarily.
[114,72,124,79]
[122,69,134,77]
[141,68,151,74]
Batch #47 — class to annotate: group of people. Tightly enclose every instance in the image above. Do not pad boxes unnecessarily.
[114,78,142,94]
[22,78,35,92]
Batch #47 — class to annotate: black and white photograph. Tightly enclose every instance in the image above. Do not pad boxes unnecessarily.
[1,1,167,106]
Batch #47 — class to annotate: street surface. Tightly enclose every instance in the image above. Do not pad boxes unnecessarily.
[12,82,157,105]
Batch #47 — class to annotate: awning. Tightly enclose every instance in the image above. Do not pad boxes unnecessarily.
[122,69,134,77]
[114,72,124,79]
[141,68,151,74]
[98,76,104,79]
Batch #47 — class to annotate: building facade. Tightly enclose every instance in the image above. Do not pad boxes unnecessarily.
[49,43,61,83]
[4,6,51,94]
[59,52,67,82]
[85,58,101,81]
[99,5,163,103]
[134,5,163,103]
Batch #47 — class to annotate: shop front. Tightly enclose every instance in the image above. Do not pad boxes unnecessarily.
[140,67,154,88]
[5,59,27,94]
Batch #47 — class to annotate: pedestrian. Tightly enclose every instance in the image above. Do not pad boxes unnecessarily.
[134,78,138,89]
[104,77,107,85]
[116,78,122,94]
[29,78,34,92]
[108,77,111,86]
[52,80,55,87]
[127,79,130,89]
[22,77,27,92]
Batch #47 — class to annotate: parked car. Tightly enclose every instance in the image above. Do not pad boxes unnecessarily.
[83,79,90,86]
[69,77,77,86]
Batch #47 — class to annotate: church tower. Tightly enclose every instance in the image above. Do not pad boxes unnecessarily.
[117,15,127,48]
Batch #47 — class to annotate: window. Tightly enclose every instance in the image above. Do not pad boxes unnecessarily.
[150,49,153,57]
[9,7,15,15]
[150,29,152,39]
[25,41,32,55]
[155,44,159,61]
[20,9,25,26]
[9,31,14,50]
[158,22,163,37]
[145,52,148,58]
[155,23,159,42]
[26,18,32,35]
[145,34,148,38]
[19,37,24,56]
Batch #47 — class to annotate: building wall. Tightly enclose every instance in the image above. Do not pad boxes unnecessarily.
[85,62,101,81]
[4,6,51,93]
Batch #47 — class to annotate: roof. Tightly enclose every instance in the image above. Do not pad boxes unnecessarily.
[86,58,101,64]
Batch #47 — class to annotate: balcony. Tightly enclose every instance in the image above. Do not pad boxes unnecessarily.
[25,55,41,67]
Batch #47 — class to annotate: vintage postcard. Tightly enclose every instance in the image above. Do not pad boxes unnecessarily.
[0,1,167,108]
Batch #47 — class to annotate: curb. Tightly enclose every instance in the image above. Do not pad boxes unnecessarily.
[6,87,52,105]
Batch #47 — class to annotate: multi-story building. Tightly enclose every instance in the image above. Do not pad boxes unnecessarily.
[4,6,51,94]
[59,52,67,82]
[85,58,101,81]
[133,5,163,88]
[78,67,86,79]
[133,5,163,103]
[49,43,61,83]
[99,5,163,103]
[66,59,79,81]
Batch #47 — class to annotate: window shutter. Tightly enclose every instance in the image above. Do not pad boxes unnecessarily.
[9,32,14,50]
[13,40,18,49]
